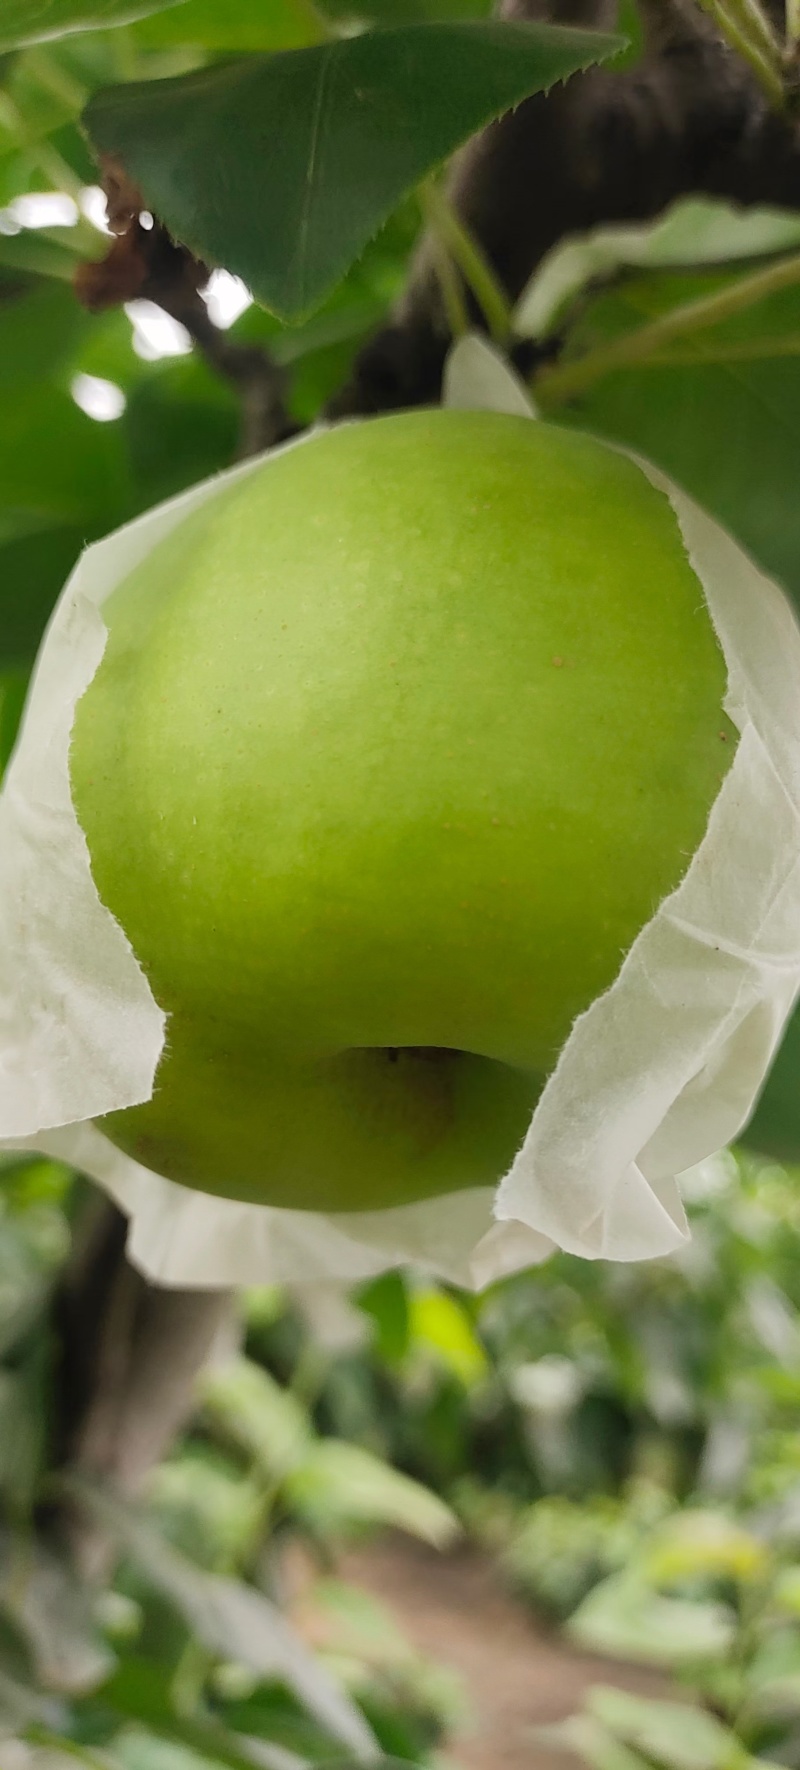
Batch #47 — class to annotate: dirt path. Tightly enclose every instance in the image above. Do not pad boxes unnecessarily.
[334,1539,670,1770]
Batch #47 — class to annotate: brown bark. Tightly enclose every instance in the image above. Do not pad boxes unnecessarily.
[50,1196,233,1575]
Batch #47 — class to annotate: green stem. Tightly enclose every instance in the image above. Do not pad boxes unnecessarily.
[419,178,513,344]
[730,0,784,59]
[24,47,88,114]
[640,330,800,363]
[788,0,800,42]
[696,0,786,107]
[0,92,85,204]
[429,228,471,340]
[535,248,800,406]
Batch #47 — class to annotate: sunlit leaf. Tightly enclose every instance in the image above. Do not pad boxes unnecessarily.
[0,283,89,394]
[408,1288,487,1386]
[200,1357,311,1479]
[643,1511,768,1585]
[286,1439,459,1547]
[568,1573,736,1667]
[587,1686,744,1770]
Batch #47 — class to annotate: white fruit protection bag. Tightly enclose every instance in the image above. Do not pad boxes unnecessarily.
[2,333,800,1288]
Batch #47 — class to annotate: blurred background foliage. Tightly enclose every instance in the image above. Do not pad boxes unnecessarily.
[7,1,800,1768]
[6,1144,800,1768]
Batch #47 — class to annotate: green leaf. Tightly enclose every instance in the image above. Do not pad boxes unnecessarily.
[742,1003,800,1163]
[0,228,85,283]
[0,523,87,669]
[83,20,622,320]
[133,0,324,50]
[320,0,492,27]
[0,282,90,393]
[0,0,188,51]
[59,1476,379,1763]
[534,1712,652,1770]
[0,386,128,528]
[199,1356,312,1479]
[0,385,130,667]
[93,1655,285,1770]
[516,197,800,341]
[586,1687,745,1770]
[0,670,29,772]
[642,1511,767,1585]
[286,1439,460,1546]
[123,358,238,511]
[568,1573,736,1668]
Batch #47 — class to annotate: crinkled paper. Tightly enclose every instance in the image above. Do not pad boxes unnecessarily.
[2,335,800,1287]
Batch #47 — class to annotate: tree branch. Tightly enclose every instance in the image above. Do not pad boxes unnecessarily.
[51,1195,234,1580]
[75,161,297,457]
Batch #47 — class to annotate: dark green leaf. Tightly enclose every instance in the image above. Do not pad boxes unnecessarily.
[4,382,130,528]
[0,669,29,770]
[0,0,188,51]
[89,1658,287,1770]
[0,384,130,666]
[0,281,89,393]
[83,21,621,319]
[356,1271,411,1363]
[0,522,87,668]
[742,1005,800,1163]
[320,0,491,24]
[123,358,239,510]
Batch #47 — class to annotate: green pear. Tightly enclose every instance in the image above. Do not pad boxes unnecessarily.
[70,409,734,1214]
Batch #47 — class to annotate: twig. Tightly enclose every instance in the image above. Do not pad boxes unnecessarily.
[75,161,296,458]
[419,177,514,343]
[535,246,800,405]
[427,225,471,340]
[159,271,299,459]
[695,0,786,108]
